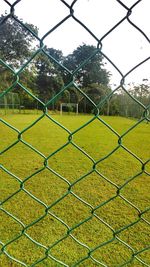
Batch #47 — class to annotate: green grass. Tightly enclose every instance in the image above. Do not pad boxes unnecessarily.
[0,114,150,267]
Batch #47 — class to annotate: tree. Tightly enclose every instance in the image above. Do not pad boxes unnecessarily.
[0,13,38,100]
[0,14,38,67]
[63,44,110,87]
[109,82,150,118]
[80,83,112,114]
[129,83,149,103]
[129,83,150,118]
[35,47,64,104]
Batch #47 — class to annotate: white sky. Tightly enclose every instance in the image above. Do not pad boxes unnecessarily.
[0,0,150,87]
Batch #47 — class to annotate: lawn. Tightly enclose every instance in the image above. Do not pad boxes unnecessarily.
[0,113,150,267]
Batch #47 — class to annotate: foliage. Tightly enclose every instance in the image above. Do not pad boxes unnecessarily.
[73,83,111,114]
[63,44,110,87]
[0,14,38,67]
[110,83,150,118]
[0,13,38,104]
[35,47,64,103]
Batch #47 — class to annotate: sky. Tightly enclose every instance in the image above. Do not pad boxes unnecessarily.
[0,0,150,88]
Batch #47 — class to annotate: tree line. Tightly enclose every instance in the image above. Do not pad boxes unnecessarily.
[0,14,149,118]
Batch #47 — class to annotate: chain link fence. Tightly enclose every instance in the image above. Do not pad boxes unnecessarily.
[0,0,150,266]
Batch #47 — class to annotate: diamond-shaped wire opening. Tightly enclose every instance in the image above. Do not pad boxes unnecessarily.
[18,49,66,105]
[63,45,104,81]
[72,0,126,38]
[46,85,81,112]
[2,190,46,225]
[1,141,44,178]
[11,83,44,111]
[92,239,133,267]
[42,45,66,70]
[53,88,99,116]
[82,86,111,111]
[26,212,68,248]
[72,216,113,248]
[50,193,91,227]
[25,168,69,206]
[47,143,93,183]
[52,112,95,132]
[95,196,138,230]
[42,14,97,57]
[102,18,150,74]
[72,172,117,207]
[22,115,69,156]
[96,146,142,185]
[73,117,118,161]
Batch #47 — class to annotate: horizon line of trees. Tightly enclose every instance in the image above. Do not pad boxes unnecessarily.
[0,14,149,118]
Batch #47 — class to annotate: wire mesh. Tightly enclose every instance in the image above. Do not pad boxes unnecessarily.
[0,0,150,266]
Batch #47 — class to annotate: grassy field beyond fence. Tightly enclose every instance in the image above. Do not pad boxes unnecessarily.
[0,114,150,267]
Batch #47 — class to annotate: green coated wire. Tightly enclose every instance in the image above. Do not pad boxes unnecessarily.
[0,0,149,266]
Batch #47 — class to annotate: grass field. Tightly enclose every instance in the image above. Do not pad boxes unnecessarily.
[0,113,150,267]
